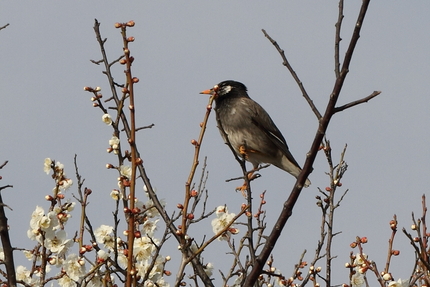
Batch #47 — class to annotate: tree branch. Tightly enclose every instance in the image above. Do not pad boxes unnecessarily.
[244,1,374,285]
[334,90,381,113]
[262,29,322,120]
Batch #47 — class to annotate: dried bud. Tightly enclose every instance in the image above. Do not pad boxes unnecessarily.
[106,163,114,169]
[207,104,212,110]
[127,36,135,42]
[325,187,332,192]
[164,270,171,276]
[177,203,184,209]
[187,213,194,220]
[134,231,141,238]
[190,139,198,146]
[190,190,198,197]
[126,20,135,27]
[411,224,417,230]
[135,158,143,165]
[132,77,139,83]
[114,22,122,28]
[350,242,357,248]
[360,237,368,244]
[392,250,400,256]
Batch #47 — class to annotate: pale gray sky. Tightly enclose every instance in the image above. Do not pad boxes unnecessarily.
[1,1,429,285]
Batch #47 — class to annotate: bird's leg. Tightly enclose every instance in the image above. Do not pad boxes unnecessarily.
[239,145,248,160]
[236,147,259,196]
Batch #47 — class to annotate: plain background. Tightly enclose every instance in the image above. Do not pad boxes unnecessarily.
[1,1,429,285]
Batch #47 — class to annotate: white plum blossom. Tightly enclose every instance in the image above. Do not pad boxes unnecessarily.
[94,225,114,244]
[63,254,86,281]
[133,236,159,261]
[110,189,123,200]
[58,275,76,287]
[60,178,73,191]
[117,252,128,269]
[109,136,120,149]
[142,219,159,237]
[353,253,368,266]
[388,278,409,287]
[97,250,109,262]
[135,256,167,285]
[30,206,45,230]
[211,205,239,240]
[16,265,35,285]
[351,272,365,287]
[45,230,74,256]
[119,165,132,179]
[102,113,113,125]
[204,262,214,277]
[44,158,52,174]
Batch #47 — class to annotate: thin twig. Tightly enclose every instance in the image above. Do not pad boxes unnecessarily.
[334,91,381,113]
[262,29,322,120]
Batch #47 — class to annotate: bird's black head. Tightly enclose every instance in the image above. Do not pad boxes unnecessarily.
[214,80,248,99]
[200,80,249,105]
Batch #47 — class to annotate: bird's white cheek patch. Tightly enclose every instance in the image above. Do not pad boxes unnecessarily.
[221,85,232,95]
[230,108,236,115]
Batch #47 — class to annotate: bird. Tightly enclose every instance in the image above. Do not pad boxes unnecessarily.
[200,80,311,188]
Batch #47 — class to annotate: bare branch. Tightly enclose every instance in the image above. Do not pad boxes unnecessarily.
[0,23,9,31]
[334,0,344,77]
[334,90,381,113]
[244,1,373,285]
[262,29,322,120]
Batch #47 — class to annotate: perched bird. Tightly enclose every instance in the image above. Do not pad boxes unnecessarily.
[200,80,311,188]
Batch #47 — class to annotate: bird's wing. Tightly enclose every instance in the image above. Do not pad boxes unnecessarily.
[244,98,302,168]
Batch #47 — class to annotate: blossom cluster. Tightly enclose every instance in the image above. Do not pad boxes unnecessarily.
[348,253,408,287]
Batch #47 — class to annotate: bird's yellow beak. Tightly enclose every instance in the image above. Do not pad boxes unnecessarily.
[199,89,214,95]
